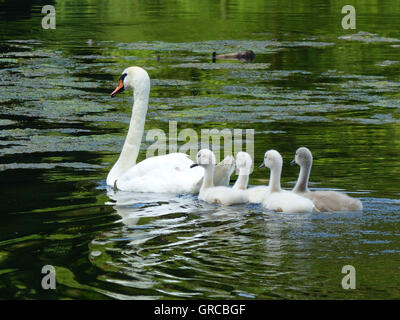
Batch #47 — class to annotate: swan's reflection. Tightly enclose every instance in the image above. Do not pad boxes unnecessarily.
[105,186,315,263]
[106,186,248,224]
[99,188,323,298]
[106,187,184,226]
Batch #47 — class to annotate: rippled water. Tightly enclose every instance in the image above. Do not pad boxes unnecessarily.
[1,0,400,299]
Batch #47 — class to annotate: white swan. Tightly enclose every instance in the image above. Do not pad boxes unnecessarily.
[260,150,314,213]
[291,147,363,212]
[107,66,235,193]
[232,151,270,203]
[191,149,248,205]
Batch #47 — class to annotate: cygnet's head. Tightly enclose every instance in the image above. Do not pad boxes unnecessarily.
[259,149,282,169]
[235,151,252,174]
[111,66,150,97]
[191,149,216,168]
[291,147,313,167]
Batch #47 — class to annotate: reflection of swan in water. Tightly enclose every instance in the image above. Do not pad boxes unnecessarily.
[106,186,248,229]
[107,66,235,193]
[102,186,316,293]
[106,187,184,226]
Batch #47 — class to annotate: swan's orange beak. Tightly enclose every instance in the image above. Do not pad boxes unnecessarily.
[111,79,125,97]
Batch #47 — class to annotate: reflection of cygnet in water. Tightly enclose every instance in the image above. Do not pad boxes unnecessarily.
[260,150,315,213]
[191,149,248,206]
[291,147,363,212]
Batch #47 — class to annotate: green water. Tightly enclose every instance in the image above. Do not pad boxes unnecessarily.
[0,0,400,299]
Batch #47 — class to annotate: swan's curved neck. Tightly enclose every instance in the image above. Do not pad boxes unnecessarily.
[106,84,149,185]
[121,89,149,164]
[233,168,249,190]
[269,164,282,193]
[293,161,311,193]
[201,165,215,190]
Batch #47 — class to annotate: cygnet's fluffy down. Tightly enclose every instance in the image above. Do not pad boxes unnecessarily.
[260,150,314,213]
[232,151,270,203]
[192,149,248,206]
[291,147,362,212]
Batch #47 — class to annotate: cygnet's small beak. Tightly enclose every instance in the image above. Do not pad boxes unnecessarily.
[258,162,265,169]
[190,163,199,168]
[290,159,296,166]
[111,79,124,97]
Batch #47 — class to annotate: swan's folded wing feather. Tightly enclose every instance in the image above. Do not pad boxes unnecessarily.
[116,153,204,193]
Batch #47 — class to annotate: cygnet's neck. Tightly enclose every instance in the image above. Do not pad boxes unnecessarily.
[233,167,250,190]
[201,164,215,190]
[268,163,282,193]
[293,160,311,193]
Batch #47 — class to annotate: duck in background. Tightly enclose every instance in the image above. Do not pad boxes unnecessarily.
[212,50,255,62]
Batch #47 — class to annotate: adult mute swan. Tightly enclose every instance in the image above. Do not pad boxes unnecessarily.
[232,151,270,203]
[191,149,248,205]
[291,147,363,212]
[107,66,235,193]
[260,150,314,213]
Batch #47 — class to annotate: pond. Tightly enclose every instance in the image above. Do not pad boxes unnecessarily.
[0,0,400,299]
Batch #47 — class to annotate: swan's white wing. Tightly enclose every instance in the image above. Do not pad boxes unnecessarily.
[116,153,204,193]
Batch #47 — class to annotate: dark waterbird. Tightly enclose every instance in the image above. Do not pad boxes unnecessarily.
[212,50,256,62]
